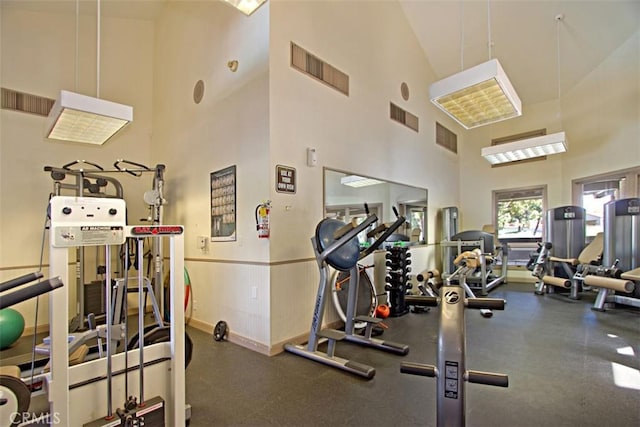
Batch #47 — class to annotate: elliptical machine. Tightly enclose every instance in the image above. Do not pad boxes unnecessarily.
[285,205,409,379]
[401,250,509,427]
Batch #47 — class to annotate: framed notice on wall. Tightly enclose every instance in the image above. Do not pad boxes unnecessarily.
[210,165,236,241]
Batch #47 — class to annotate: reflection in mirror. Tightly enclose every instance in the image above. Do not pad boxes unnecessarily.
[323,168,428,244]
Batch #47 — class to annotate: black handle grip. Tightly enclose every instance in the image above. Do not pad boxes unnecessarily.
[466,370,509,387]
[405,296,438,307]
[0,272,44,293]
[0,277,63,310]
[87,313,96,330]
[364,203,370,215]
[393,206,399,217]
[466,298,505,310]
[401,362,437,377]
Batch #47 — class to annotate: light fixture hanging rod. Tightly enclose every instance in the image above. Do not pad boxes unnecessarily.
[487,0,492,60]
[460,0,464,71]
[75,0,79,91]
[97,0,101,98]
[556,14,563,101]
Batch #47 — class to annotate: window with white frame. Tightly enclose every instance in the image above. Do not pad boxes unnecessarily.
[572,167,640,241]
[493,186,547,266]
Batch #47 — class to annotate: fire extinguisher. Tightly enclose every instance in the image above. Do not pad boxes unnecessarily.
[255,201,271,239]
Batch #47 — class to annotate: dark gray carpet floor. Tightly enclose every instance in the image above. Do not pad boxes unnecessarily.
[185,282,640,427]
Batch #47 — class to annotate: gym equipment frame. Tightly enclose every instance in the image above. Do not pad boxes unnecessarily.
[588,198,640,311]
[44,160,166,331]
[401,253,508,427]
[47,196,186,426]
[285,209,409,379]
[441,231,507,295]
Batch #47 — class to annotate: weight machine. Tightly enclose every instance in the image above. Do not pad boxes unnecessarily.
[46,196,186,426]
[441,230,508,296]
[44,160,166,331]
[0,273,63,426]
[532,206,604,299]
[587,198,640,311]
[401,251,509,427]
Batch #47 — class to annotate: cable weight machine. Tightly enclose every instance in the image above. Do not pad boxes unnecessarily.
[47,196,187,426]
[44,160,166,331]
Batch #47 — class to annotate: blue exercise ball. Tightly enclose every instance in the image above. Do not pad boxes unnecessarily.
[0,308,25,350]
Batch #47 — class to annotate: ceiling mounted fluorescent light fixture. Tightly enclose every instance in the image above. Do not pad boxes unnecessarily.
[481,14,568,165]
[222,0,268,16]
[47,0,132,145]
[429,58,521,129]
[46,90,132,145]
[340,175,384,188]
[481,131,567,165]
[429,0,521,129]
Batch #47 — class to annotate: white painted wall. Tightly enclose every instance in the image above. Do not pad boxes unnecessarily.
[0,4,155,328]
[267,0,460,346]
[458,28,639,231]
[150,2,272,346]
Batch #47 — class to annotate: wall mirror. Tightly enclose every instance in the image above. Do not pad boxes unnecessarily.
[323,168,428,244]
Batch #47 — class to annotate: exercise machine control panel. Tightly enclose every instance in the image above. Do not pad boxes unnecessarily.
[49,196,126,247]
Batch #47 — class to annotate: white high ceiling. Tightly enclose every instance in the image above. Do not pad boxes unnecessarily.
[3,0,638,108]
[399,0,639,106]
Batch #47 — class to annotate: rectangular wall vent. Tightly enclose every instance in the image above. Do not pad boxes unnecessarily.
[1,87,55,117]
[390,102,418,132]
[490,128,547,168]
[291,42,349,96]
[436,122,457,153]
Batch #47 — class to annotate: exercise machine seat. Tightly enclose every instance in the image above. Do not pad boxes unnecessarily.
[315,218,360,271]
[621,267,640,282]
[550,232,603,265]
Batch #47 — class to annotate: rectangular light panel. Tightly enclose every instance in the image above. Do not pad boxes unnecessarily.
[481,131,568,165]
[430,59,522,129]
[340,175,384,188]
[46,90,132,145]
[222,0,267,15]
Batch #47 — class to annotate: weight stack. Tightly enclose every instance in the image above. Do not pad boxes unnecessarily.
[385,247,411,317]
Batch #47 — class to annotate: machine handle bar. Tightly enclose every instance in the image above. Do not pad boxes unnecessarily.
[361,214,407,258]
[0,272,44,293]
[466,370,509,387]
[0,277,63,310]
[333,218,361,240]
[320,215,378,261]
[466,298,505,310]
[404,295,439,307]
[400,362,437,377]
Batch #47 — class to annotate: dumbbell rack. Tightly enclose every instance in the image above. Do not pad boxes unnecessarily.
[385,247,411,317]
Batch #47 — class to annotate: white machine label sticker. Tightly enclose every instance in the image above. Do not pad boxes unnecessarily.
[444,361,459,399]
[54,226,124,247]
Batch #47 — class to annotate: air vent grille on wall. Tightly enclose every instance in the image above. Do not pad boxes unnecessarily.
[490,129,547,167]
[291,42,349,96]
[1,88,55,117]
[390,103,418,132]
[436,122,457,154]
